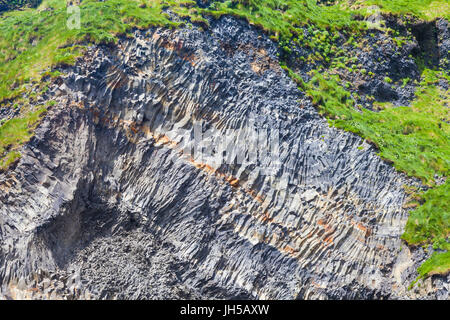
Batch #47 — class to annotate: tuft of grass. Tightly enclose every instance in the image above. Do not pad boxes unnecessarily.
[306,69,449,184]
[409,251,450,289]
[303,67,449,278]
[0,107,47,170]
[418,251,450,278]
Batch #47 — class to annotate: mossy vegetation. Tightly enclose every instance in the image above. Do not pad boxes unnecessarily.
[0,107,47,170]
[205,0,361,39]
[0,0,191,102]
[418,251,450,278]
[350,0,450,21]
[409,250,450,288]
[0,0,42,13]
[0,0,207,172]
[403,180,449,250]
[0,0,449,280]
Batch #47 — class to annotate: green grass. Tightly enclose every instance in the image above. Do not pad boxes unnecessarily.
[0,0,201,102]
[350,0,450,21]
[1,0,447,102]
[409,250,450,288]
[418,251,450,278]
[0,0,449,281]
[306,69,449,184]
[0,0,41,13]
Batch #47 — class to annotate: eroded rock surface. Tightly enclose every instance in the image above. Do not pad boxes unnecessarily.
[0,16,448,300]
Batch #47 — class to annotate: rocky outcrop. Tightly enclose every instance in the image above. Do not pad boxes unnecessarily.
[437,18,450,70]
[0,0,42,13]
[0,16,448,299]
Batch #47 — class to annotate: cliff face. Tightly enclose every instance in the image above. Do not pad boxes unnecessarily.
[0,16,448,299]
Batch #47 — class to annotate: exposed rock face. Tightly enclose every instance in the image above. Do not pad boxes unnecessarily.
[0,16,448,299]
[437,18,450,71]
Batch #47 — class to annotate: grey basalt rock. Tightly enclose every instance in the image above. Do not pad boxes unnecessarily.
[0,16,447,299]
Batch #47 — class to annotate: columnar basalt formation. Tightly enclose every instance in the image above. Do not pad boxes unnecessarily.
[0,16,448,300]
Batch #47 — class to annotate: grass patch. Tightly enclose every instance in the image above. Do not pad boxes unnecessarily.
[204,0,362,41]
[0,107,47,170]
[302,66,449,279]
[402,180,449,250]
[418,251,450,278]
[409,251,450,288]
[2,0,448,102]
